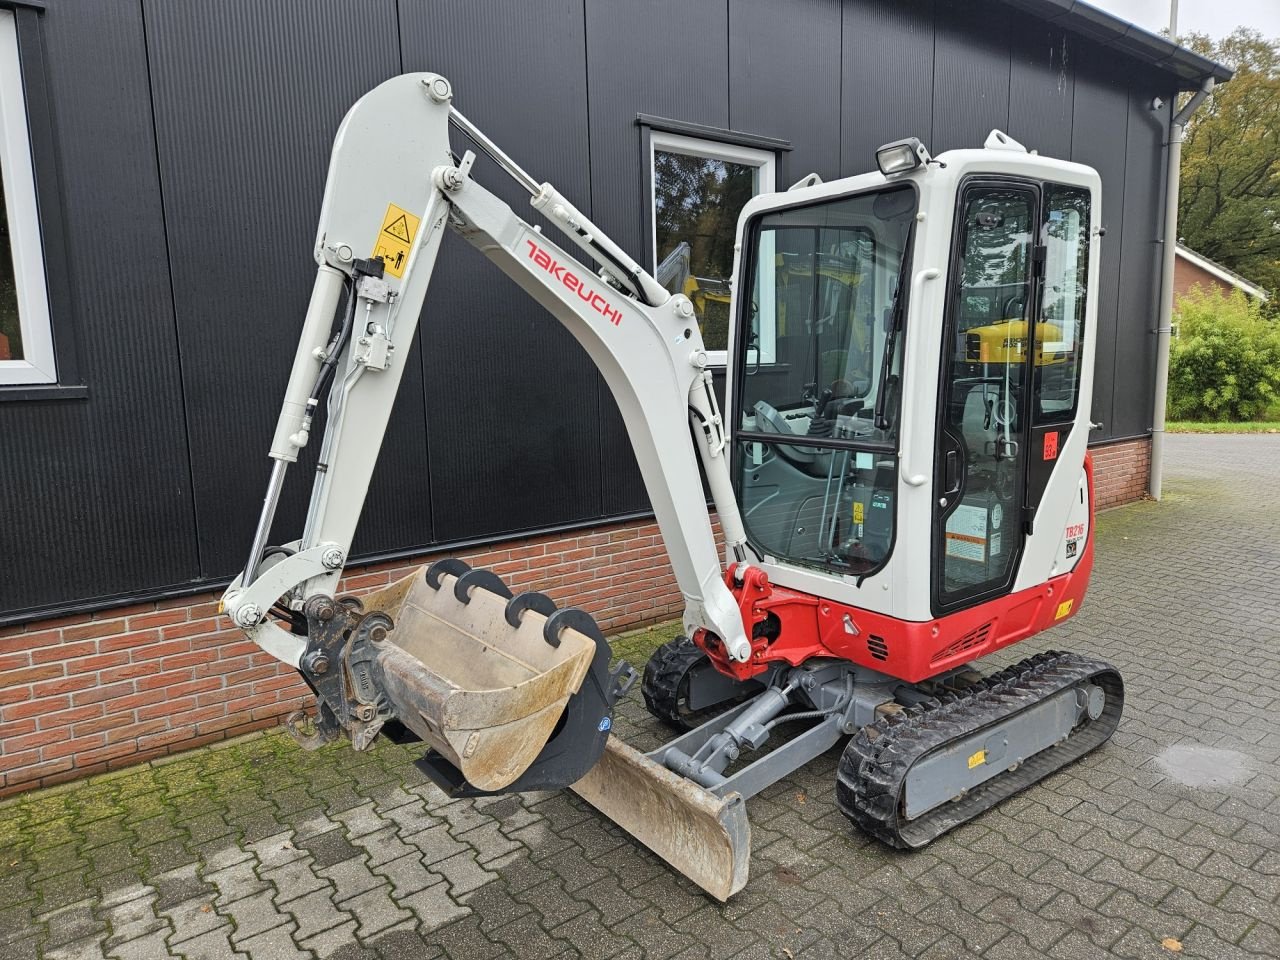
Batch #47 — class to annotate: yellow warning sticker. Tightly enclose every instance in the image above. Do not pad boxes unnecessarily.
[372,203,420,278]
[1054,599,1074,620]
[967,749,986,770]
[853,501,865,523]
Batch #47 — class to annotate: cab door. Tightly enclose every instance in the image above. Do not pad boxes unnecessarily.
[932,182,1039,614]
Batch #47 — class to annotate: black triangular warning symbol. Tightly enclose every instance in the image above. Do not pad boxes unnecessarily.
[383,215,411,242]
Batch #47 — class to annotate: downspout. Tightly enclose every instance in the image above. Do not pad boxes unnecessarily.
[1150,77,1214,500]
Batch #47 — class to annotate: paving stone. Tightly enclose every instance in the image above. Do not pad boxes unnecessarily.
[106,928,179,960]
[36,901,104,949]
[332,804,390,842]
[431,852,496,897]
[262,857,332,905]
[397,881,470,932]
[162,896,228,947]
[43,936,103,960]
[320,858,383,902]
[100,887,169,951]
[351,827,415,869]
[369,925,447,960]
[246,832,305,871]
[420,914,508,960]
[489,912,572,959]
[206,860,268,910]
[298,917,357,957]
[400,825,467,867]
[225,889,292,945]
[295,829,362,870]
[338,885,411,940]
[233,923,310,960]
[454,822,523,865]
[380,801,440,839]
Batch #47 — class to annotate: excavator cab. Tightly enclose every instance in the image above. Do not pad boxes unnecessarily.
[221,75,1121,903]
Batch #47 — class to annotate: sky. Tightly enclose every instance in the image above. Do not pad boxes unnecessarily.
[1090,0,1280,41]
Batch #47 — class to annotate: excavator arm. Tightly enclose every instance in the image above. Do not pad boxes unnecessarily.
[221,73,751,668]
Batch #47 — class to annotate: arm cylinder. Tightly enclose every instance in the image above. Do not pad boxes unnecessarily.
[268,264,346,462]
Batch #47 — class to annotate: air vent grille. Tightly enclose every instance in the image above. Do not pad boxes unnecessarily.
[867,635,889,661]
[930,621,993,665]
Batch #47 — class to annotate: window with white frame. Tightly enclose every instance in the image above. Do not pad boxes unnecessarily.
[650,131,775,364]
[0,8,55,385]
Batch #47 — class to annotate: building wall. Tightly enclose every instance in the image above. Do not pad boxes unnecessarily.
[1091,437,1152,512]
[0,0,1178,628]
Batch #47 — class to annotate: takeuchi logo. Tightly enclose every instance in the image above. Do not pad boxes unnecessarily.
[525,240,623,326]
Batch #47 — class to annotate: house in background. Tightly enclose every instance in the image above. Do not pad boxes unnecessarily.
[1174,243,1270,304]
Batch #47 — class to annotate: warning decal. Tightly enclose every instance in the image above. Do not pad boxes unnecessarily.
[383,214,412,242]
[372,203,420,278]
[945,503,990,563]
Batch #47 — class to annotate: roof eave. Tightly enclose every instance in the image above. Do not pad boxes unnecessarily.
[999,0,1233,89]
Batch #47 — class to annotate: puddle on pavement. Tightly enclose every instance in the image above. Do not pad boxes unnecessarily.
[1155,744,1253,789]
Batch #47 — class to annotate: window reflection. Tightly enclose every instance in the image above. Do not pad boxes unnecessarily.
[0,167,21,361]
[653,150,757,351]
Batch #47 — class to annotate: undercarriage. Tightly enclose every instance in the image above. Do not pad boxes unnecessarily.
[641,636,1122,849]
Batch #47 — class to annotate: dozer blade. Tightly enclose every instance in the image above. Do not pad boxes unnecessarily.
[571,736,750,902]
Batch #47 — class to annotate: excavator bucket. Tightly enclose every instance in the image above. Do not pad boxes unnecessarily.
[362,567,599,791]
[326,558,638,794]
[292,558,752,900]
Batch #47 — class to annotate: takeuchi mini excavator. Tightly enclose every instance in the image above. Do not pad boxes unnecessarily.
[220,73,1123,900]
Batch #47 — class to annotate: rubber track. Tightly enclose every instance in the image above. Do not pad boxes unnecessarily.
[836,650,1124,849]
[641,636,706,731]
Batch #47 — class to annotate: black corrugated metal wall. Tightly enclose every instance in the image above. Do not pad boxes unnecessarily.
[0,0,1176,621]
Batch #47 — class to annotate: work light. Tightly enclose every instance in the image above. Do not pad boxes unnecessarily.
[876,137,931,175]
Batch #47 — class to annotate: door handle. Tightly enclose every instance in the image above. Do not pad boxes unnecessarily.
[899,267,941,487]
[943,449,961,496]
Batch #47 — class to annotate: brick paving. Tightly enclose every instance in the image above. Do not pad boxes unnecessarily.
[1,434,1277,960]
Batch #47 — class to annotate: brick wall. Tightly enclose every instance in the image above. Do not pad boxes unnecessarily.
[0,518,691,799]
[0,445,1147,798]
[1090,436,1151,511]
[1173,256,1234,302]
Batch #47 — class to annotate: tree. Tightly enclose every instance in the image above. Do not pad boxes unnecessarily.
[1178,29,1280,299]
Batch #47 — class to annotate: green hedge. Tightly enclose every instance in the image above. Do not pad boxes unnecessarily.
[1167,286,1280,422]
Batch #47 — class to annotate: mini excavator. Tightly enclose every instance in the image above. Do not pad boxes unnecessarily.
[220,74,1123,900]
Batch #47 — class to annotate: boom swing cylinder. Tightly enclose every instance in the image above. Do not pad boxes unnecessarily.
[220,72,1122,902]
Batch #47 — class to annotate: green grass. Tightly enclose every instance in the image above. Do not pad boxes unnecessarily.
[1166,421,1280,434]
